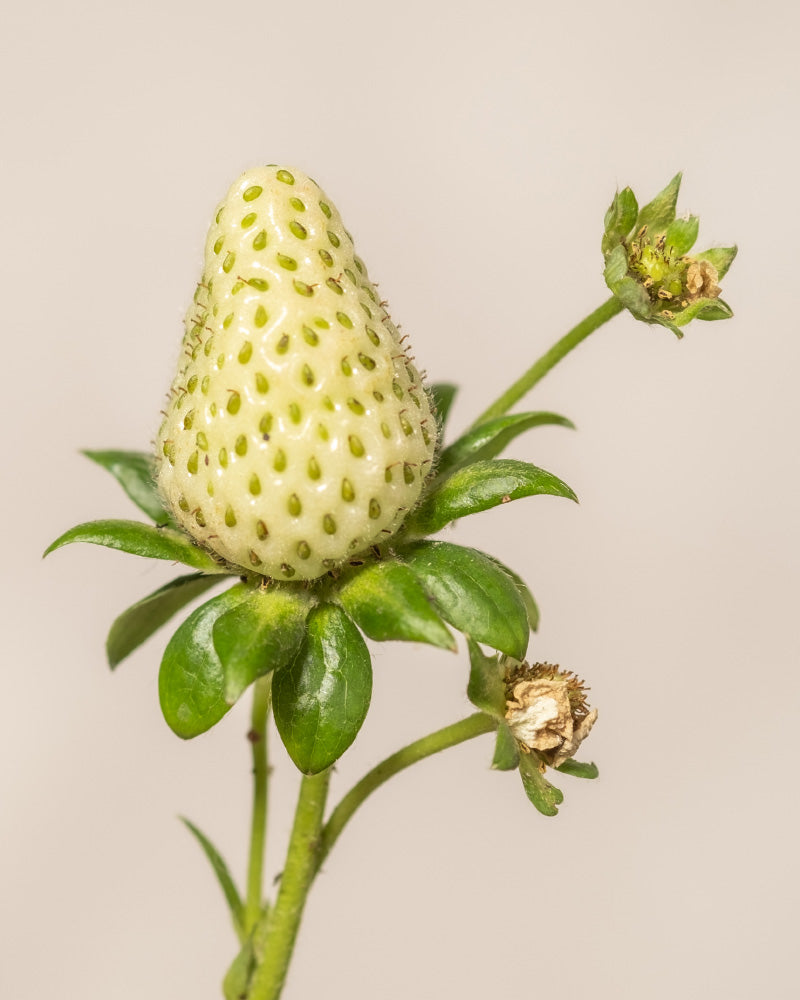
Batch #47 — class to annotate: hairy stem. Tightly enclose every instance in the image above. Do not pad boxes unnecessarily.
[471,295,624,427]
[318,713,496,869]
[244,676,272,935]
[248,770,331,1000]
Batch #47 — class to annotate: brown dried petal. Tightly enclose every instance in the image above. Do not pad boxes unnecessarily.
[505,678,597,767]
[685,260,721,301]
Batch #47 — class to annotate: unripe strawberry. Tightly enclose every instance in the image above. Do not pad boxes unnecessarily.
[156,166,437,581]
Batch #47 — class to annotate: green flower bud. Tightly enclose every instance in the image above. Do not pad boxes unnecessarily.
[602,173,737,338]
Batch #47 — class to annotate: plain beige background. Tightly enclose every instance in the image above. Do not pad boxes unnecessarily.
[2,0,798,997]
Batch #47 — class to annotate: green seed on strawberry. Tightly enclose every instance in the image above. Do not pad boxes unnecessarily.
[156,166,438,581]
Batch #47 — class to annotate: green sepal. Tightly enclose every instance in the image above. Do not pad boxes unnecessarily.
[614,278,655,321]
[555,758,599,779]
[466,640,507,718]
[402,542,530,658]
[336,561,456,650]
[223,939,255,1000]
[518,751,564,817]
[653,315,685,339]
[158,584,252,739]
[603,243,629,285]
[694,245,738,280]
[213,586,315,704]
[272,604,372,775]
[635,172,682,235]
[429,382,459,430]
[486,556,540,632]
[180,817,245,941]
[82,449,174,525]
[672,295,733,327]
[601,186,638,255]
[107,572,223,669]
[491,723,520,771]
[694,298,734,322]
[435,411,574,482]
[44,519,229,574]
[406,459,578,537]
[664,215,699,256]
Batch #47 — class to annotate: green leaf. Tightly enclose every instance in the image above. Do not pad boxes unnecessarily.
[435,411,574,481]
[159,584,252,738]
[180,817,245,940]
[223,940,255,1000]
[601,186,638,255]
[107,573,223,669]
[635,172,682,235]
[44,519,229,574]
[406,459,578,537]
[664,215,699,256]
[273,604,372,774]
[555,758,599,779]
[491,723,520,771]
[694,245,738,280]
[82,449,174,525]
[336,561,455,650]
[429,382,459,430]
[403,542,530,658]
[212,586,315,704]
[518,752,564,816]
[466,639,507,718]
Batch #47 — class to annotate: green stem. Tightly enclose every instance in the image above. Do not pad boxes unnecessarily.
[248,770,332,1000]
[244,677,272,934]
[471,295,624,427]
[318,713,496,869]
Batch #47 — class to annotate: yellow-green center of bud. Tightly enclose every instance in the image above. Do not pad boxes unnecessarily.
[628,226,721,321]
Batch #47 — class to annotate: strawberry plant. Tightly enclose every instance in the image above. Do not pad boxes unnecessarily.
[45,167,735,999]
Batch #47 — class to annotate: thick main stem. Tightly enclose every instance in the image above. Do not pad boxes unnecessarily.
[471,295,623,427]
[244,677,271,934]
[318,713,496,869]
[248,770,331,1000]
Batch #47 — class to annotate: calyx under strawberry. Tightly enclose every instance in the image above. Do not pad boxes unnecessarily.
[156,166,437,581]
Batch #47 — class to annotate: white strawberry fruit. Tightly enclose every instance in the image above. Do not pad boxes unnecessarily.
[156,166,438,581]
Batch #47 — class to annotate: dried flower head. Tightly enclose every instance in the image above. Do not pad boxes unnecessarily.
[504,661,597,768]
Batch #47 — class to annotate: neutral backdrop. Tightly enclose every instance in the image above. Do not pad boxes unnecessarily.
[3,2,798,998]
